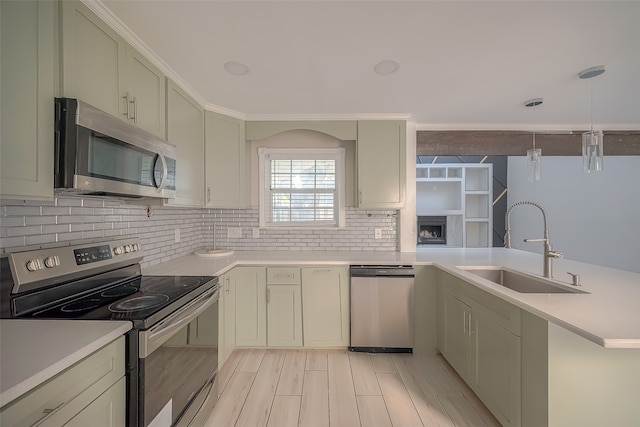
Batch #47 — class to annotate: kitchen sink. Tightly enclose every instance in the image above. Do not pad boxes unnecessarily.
[457,266,589,294]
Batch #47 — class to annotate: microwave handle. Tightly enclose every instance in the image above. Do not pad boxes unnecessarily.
[155,153,168,192]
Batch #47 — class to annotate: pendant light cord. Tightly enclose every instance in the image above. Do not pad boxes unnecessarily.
[532,105,536,150]
[590,79,594,133]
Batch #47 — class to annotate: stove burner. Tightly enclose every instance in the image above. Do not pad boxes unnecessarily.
[145,278,202,294]
[61,298,103,313]
[109,295,169,312]
[101,285,138,298]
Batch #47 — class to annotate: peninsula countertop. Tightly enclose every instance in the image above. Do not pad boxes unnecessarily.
[143,248,640,349]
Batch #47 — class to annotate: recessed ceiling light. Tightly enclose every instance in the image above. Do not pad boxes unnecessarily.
[374,60,400,76]
[224,61,250,76]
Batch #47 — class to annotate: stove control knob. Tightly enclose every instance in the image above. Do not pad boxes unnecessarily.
[124,245,132,253]
[43,256,59,268]
[114,246,124,255]
[132,243,140,252]
[26,259,41,272]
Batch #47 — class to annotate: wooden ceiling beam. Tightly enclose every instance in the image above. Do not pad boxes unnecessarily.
[416,131,640,156]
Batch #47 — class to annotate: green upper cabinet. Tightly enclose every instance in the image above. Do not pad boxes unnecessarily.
[205,111,248,208]
[60,1,165,138]
[356,120,406,209]
[165,79,205,207]
[0,0,56,200]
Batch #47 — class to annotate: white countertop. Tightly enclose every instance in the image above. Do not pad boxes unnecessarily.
[0,320,131,407]
[143,248,640,349]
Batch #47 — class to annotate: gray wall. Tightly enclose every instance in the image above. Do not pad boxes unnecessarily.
[507,156,640,273]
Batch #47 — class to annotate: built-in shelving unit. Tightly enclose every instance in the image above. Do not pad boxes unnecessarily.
[416,164,493,248]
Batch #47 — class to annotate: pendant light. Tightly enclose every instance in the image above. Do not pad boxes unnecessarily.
[579,65,605,173]
[524,98,543,182]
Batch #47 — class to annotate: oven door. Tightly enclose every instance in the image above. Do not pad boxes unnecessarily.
[138,286,219,427]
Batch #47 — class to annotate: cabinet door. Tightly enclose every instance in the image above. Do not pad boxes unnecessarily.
[267,285,302,347]
[63,377,126,427]
[1,0,55,200]
[60,0,125,118]
[301,267,350,347]
[123,46,166,138]
[166,79,205,207]
[472,312,522,427]
[234,267,267,347]
[205,111,248,207]
[443,292,471,382]
[219,273,236,365]
[356,120,405,209]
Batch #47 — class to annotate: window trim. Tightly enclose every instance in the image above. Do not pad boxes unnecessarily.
[258,147,346,229]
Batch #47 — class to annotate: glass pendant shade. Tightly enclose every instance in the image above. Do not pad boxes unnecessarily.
[582,130,603,173]
[527,148,541,181]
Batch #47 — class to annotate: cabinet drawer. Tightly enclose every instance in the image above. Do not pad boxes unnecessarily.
[472,290,521,336]
[0,337,125,427]
[267,267,300,285]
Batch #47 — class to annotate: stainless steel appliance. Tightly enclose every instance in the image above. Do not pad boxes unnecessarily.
[0,239,218,427]
[349,265,415,353]
[54,98,177,199]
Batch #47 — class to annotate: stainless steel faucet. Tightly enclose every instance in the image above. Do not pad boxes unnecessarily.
[504,201,563,278]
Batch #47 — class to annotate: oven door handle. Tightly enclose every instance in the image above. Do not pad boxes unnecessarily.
[139,287,219,358]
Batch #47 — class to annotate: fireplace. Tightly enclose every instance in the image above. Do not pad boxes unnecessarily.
[417,216,447,245]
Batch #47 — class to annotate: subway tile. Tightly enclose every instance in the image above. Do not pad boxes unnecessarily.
[43,224,71,234]
[82,230,104,240]
[25,234,57,246]
[57,232,84,242]
[69,207,94,215]
[70,223,93,232]
[81,198,104,207]
[1,217,26,227]
[7,225,41,237]
[42,207,70,216]
[5,206,41,216]
[0,236,26,249]
[26,216,56,226]
[56,197,83,207]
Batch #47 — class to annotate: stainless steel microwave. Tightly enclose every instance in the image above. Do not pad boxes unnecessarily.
[54,98,176,199]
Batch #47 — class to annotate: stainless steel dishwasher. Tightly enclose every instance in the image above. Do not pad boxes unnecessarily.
[349,265,415,353]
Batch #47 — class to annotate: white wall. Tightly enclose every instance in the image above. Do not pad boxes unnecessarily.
[507,156,640,273]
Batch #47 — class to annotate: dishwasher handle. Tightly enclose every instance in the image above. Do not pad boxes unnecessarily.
[350,265,414,277]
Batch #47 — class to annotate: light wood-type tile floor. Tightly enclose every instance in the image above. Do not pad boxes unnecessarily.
[204,349,502,427]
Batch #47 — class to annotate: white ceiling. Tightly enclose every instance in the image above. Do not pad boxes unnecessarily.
[98,0,640,130]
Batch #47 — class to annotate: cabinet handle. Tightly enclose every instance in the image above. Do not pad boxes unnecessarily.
[462,311,467,334]
[207,187,211,203]
[359,190,364,205]
[122,92,131,118]
[313,269,332,274]
[225,276,230,293]
[130,96,137,123]
[468,313,473,336]
[274,273,294,279]
[31,402,65,427]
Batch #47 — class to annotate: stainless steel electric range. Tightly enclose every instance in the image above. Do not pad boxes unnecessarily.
[0,238,219,427]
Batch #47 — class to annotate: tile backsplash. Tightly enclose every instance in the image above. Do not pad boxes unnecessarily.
[1,196,397,267]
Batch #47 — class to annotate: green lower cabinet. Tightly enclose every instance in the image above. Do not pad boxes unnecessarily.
[438,271,522,427]
[234,267,267,347]
[443,292,472,381]
[472,311,521,427]
[0,338,125,427]
[267,284,303,347]
[64,377,126,427]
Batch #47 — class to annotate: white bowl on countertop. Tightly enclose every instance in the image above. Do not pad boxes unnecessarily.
[193,249,235,258]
